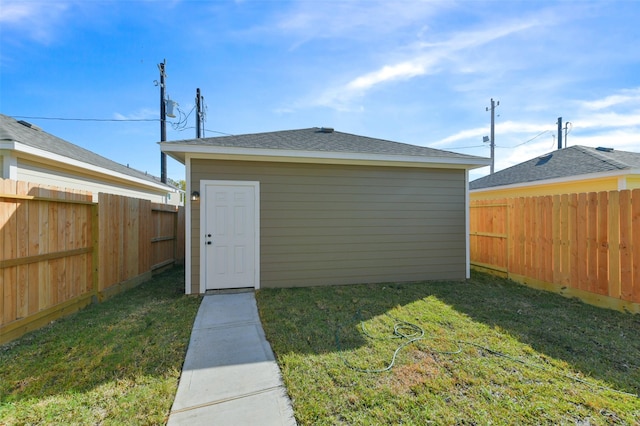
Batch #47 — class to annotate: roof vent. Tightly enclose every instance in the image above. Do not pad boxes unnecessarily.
[17,120,41,131]
[595,146,613,152]
[537,153,553,161]
[536,153,553,165]
[317,127,334,133]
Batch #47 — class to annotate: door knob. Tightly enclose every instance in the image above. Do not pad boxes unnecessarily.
[207,241,212,245]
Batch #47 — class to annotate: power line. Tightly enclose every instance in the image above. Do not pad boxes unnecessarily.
[11,114,233,136]
[10,115,158,122]
[170,105,196,131]
[204,128,234,136]
[445,144,485,150]
[512,129,552,148]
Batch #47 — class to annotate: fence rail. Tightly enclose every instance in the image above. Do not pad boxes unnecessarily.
[470,189,640,313]
[1,179,184,343]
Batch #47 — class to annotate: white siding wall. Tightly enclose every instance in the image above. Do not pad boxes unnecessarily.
[17,158,180,204]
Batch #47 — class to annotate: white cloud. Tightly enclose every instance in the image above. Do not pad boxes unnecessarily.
[0,0,72,44]
[272,0,451,43]
[312,17,543,110]
[495,141,555,171]
[113,108,157,121]
[574,111,640,129]
[578,87,640,110]
[431,127,487,147]
[571,130,640,151]
[432,121,553,148]
[0,2,34,23]
[346,61,427,91]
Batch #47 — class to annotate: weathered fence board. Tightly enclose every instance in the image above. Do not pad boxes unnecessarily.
[471,188,640,312]
[1,179,184,343]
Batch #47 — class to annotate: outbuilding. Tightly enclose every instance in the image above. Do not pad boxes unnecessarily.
[161,127,489,294]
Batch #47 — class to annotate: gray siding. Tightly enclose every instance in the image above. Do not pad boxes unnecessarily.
[191,160,466,291]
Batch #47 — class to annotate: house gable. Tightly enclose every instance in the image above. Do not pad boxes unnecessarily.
[1,114,180,203]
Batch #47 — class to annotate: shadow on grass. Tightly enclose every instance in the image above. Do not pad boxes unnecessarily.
[431,271,640,396]
[0,267,202,408]
[256,271,640,396]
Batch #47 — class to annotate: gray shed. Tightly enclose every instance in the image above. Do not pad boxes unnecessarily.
[161,127,489,294]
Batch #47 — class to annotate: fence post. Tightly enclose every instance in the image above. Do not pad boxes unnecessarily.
[173,206,178,265]
[91,202,100,303]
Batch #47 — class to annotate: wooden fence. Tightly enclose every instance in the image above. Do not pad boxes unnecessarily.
[470,189,640,313]
[0,179,184,343]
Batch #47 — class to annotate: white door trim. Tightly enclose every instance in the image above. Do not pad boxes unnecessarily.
[199,180,260,293]
[185,156,192,294]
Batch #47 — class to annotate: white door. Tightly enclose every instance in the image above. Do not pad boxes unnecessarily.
[201,181,259,291]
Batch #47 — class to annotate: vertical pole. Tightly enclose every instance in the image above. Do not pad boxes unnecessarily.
[196,88,201,139]
[91,202,100,302]
[557,117,563,150]
[159,60,167,183]
[486,98,499,174]
[490,99,495,174]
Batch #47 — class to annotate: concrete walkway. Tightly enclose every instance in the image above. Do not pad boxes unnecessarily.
[167,292,297,425]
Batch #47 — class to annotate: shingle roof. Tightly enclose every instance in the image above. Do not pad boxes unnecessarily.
[470,145,640,190]
[163,127,487,163]
[0,114,173,188]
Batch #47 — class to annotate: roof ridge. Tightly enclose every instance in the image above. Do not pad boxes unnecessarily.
[162,127,490,164]
[573,145,631,170]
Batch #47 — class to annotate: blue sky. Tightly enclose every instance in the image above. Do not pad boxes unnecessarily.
[2,0,639,183]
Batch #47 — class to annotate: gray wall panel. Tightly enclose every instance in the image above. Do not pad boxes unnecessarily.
[191,160,466,290]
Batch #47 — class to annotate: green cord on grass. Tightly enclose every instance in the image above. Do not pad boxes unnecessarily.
[335,310,461,374]
[335,309,639,399]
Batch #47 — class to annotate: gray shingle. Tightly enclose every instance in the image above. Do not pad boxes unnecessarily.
[164,127,486,161]
[470,145,640,190]
[1,114,173,188]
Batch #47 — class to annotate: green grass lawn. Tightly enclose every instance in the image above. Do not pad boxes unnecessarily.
[256,272,640,425]
[0,267,201,425]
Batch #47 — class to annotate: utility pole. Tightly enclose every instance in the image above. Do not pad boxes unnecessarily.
[195,88,205,139]
[486,98,499,174]
[557,117,563,150]
[195,88,201,139]
[159,60,167,183]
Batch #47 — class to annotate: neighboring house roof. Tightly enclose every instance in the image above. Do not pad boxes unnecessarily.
[470,145,640,190]
[161,127,489,169]
[0,113,175,191]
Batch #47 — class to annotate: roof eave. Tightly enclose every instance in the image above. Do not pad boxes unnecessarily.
[10,141,178,192]
[160,143,490,170]
[470,168,640,192]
